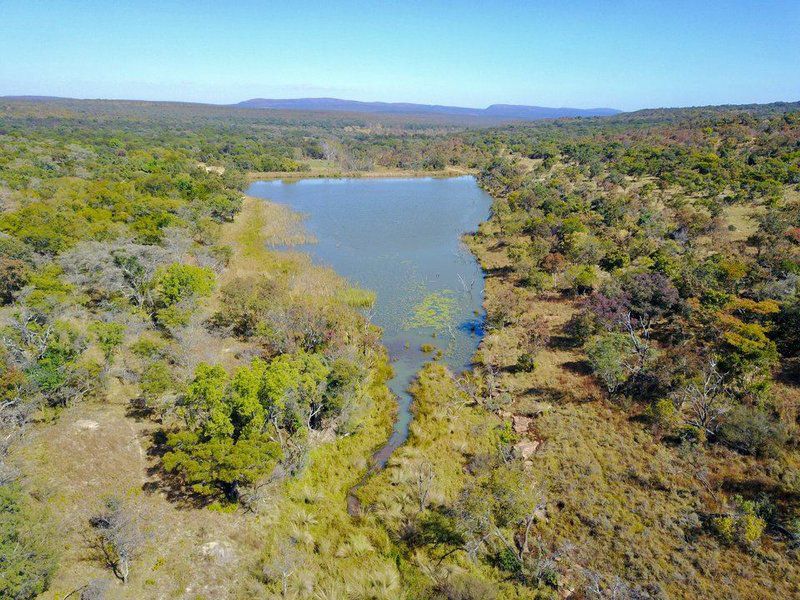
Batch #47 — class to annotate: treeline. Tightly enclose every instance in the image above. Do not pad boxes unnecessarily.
[0,98,489,176]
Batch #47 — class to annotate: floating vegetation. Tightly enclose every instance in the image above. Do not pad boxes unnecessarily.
[406,290,457,334]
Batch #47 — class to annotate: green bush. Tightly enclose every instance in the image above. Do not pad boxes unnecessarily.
[0,484,56,599]
[585,332,632,394]
[154,263,215,308]
[140,360,175,403]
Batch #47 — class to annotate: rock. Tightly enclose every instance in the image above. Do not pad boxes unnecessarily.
[512,414,532,434]
[308,427,336,446]
[514,439,540,459]
[200,541,235,565]
[525,401,552,417]
[74,419,99,430]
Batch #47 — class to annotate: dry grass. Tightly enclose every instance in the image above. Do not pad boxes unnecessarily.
[17,395,260,599]
[721,203,761,241]
[247,158,475,182]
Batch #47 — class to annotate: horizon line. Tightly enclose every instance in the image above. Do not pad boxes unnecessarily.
[2,93,799,114]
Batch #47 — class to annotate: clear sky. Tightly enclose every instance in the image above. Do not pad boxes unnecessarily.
[1,0,798,111]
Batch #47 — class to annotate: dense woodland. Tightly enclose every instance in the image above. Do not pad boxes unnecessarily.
[0,98,799,598]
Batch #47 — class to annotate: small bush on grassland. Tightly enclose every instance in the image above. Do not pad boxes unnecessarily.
[89,321,125,363]
[139,360,175,406]
[585,332,632,394]
[153,263,215,327]
[564,310,596,347]
[432,572,499,600]
[647,397,678,432]
[711,515,736,544]
[515,352,536,373]
[712,512,767,549]
[737,513,766,546]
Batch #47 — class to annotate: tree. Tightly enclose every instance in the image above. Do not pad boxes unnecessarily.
[60,240,169,308]
[586,273,678,384]
[261,351,330,432]
[163,431,281,501]
[516,314,550,372]
[164,362,282,501]
[0,484,56,599]
[585,333,633,394]
[203,193,243,223]
[718,405,786,457]
[715,312,778,398]
[89,321,125,365]
[88,497,144,584]
[138,360,175,413]
[675,360,731,438]
[261,537,304,596]
[153,263,215,327]
[450,463,544,584]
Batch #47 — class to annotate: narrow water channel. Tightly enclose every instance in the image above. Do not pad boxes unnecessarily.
[247,177,492,507]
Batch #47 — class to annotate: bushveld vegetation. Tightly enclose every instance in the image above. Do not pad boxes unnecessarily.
[0,97,798,598]
[466,103,800,597]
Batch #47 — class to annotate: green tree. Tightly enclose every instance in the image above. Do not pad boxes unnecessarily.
[0,484,56,599]
[261,351,331,431]
[585,332,632,394]
[164,363,282,502]
[89,321,126,364]
[153,263,215,327]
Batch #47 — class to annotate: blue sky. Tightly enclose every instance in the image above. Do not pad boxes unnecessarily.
[1,0,798,111]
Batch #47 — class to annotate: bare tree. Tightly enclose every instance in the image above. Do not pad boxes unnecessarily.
[89,497,145,584]
[262,537,304,597]
[676,360,731,438]
[60,240,170,310]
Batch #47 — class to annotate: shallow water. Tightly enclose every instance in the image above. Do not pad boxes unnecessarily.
[247,176,492,466]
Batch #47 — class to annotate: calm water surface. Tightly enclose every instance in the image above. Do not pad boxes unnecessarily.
[247,176,492,465]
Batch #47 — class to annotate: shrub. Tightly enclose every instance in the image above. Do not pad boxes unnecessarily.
[0,484,56,599]
[712,515,736,544]
[157,265,216,301]
[565,264,599,294]
[737,513,766,547]
[89,321,126,363]
[648,397,678,432]
[585,332,632,394]
[139,360,174,404]
[564,311,596,346]
[718,405,787,456]
[515,352,536,373]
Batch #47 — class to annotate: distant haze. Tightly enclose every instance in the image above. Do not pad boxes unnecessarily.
[234,98,621,120]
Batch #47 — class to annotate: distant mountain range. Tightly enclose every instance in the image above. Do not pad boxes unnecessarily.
[232,98,621,120]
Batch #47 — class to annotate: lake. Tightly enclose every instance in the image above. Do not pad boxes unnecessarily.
[247,176,492,465]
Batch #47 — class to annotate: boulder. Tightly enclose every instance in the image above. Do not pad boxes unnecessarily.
[512,414,532,434]
[514,439,540,459]
[200,541,235,565]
